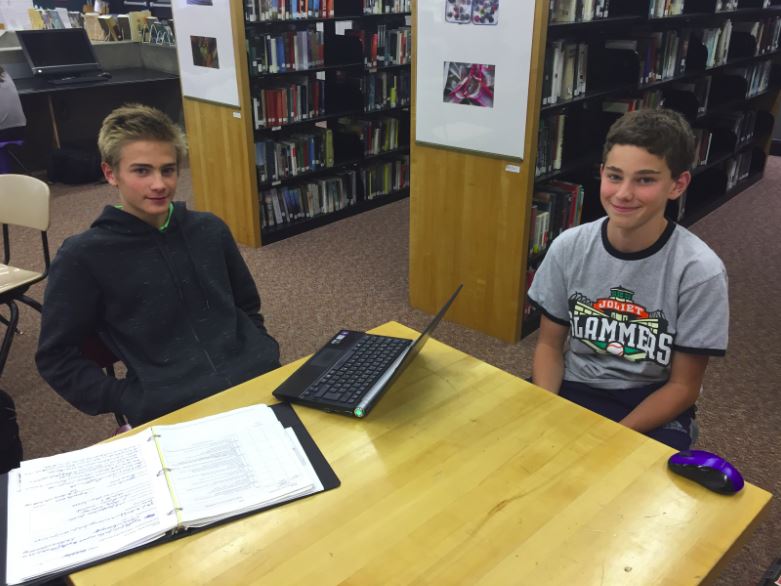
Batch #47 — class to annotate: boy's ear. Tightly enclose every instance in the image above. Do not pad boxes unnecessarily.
[669,170,691,201]
[101,162,118,187]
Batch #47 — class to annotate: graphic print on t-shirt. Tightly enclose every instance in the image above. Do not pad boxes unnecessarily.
[569,286,673,366]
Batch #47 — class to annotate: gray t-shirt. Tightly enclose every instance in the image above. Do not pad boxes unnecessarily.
[528,218,728,389]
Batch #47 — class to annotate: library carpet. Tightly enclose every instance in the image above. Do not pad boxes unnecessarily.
[4,157,781,586]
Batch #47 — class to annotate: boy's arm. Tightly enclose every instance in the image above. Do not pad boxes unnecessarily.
[532,315,569,393]
[35,251,130,416]
[221,223,267,332]
[619,351,708,433]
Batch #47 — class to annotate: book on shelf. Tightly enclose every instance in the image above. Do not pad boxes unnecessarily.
[252,76,325,129]
[601,97,640,113]
[245,0,336,22]
[261,172,358,227]
[26,8,44,30]
[45,8,66,29]
[98,14,122,41]
[248,28,325,74]
[335,115,402,155]
[260,154,408,229]
[255,126,334,184]
[117,14,133,41]
[692,127,713,166]
[530,180,584,254]
[648,0,684,18]
[84,12,105,41]
[551,0,577,23]
[128,10,151,42]
[535,112,566,177]
[543,40,587,104]
[594,0,610,19]
[67,11,84,28]
[2,403,339,586]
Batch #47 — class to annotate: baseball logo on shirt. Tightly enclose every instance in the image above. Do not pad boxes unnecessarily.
[568,286,674,367]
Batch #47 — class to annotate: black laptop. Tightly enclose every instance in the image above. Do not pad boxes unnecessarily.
[273,285,462,417]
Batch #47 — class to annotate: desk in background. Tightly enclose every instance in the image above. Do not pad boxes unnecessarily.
[16,68,179,150]
[71,322,771,585]
[1,38,180,172]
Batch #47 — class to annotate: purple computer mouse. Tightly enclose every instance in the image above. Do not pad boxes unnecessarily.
[668,450,745,495]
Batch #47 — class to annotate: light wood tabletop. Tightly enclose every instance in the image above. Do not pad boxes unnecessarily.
[71,322,771,586]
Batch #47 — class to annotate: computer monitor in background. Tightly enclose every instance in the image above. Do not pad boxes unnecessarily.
[16,28,102,80]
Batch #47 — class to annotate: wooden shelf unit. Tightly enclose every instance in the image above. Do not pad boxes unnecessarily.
[183,0,412,247]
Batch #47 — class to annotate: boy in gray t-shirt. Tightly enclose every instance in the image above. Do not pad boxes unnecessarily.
[528,109,728,450]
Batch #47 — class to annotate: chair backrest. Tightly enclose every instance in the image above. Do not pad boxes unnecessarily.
[0,174,50,231]
[81,333,119,372]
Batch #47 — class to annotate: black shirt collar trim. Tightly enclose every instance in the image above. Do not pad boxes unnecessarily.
[600,217,676,260]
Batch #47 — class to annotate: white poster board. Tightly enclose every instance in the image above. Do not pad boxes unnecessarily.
[415,0,536,159]
[171,0,239,107]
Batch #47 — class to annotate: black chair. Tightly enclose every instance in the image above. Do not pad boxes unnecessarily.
[0,174,50,377]
[80,333,128,428]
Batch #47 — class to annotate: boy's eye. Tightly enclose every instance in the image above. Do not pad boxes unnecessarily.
[607,173,622,182]
[637,177,656,184]
[162,167,177,176]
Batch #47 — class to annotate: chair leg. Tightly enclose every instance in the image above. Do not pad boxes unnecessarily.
[0,301,20,376]
[0,307,21,334]
[19,295,42,313]
[5,146,32,175]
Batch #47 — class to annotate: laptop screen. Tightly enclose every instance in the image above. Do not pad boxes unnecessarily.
[352,284,463,416]
[16,29,102,78]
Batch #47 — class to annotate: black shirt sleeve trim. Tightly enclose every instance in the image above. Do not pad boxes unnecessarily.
[528,297,570,327]
[673,345,726,357]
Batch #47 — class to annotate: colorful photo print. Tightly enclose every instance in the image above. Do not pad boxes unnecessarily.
[472,0,498,25]
[445,0,498,25]
[445,0,473,24]
[442,61,495,108]
[191,35,219,69]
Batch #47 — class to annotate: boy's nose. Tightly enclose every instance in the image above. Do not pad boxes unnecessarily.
[613,181,633,200]
[150,173,166,190]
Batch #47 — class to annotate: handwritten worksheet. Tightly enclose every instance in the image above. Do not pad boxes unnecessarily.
[5,404,321,586]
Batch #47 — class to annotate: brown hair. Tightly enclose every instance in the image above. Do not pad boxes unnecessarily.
[98,103,187,168]
[602,109,696,178]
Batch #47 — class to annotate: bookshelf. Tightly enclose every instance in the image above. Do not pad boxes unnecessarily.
[409,0,781,342]
[181,0,411,247]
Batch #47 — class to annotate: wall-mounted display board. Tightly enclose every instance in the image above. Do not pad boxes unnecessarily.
[414,0,536,159]
[171,0,240,106]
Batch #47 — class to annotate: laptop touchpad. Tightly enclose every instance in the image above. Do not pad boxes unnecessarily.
[311,348,343,368]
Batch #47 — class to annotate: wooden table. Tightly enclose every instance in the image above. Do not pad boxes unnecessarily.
[71,322,771,586]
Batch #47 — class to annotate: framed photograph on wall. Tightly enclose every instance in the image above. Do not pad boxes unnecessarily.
[171,0,239,107]
[415,0,536,159]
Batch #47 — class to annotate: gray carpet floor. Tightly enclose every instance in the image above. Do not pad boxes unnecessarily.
[3,157,780,585]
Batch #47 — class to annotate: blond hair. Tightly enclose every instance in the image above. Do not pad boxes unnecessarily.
[98,104,187,168]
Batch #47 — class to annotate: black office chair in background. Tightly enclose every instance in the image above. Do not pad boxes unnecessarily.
[0,174,50,377]
[80,333,129,431]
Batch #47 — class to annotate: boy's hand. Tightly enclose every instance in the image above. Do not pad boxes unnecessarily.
[620,352,708,433]
[532,315,569,393]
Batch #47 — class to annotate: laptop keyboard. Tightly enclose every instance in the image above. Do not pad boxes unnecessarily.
[301,335,410,406]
